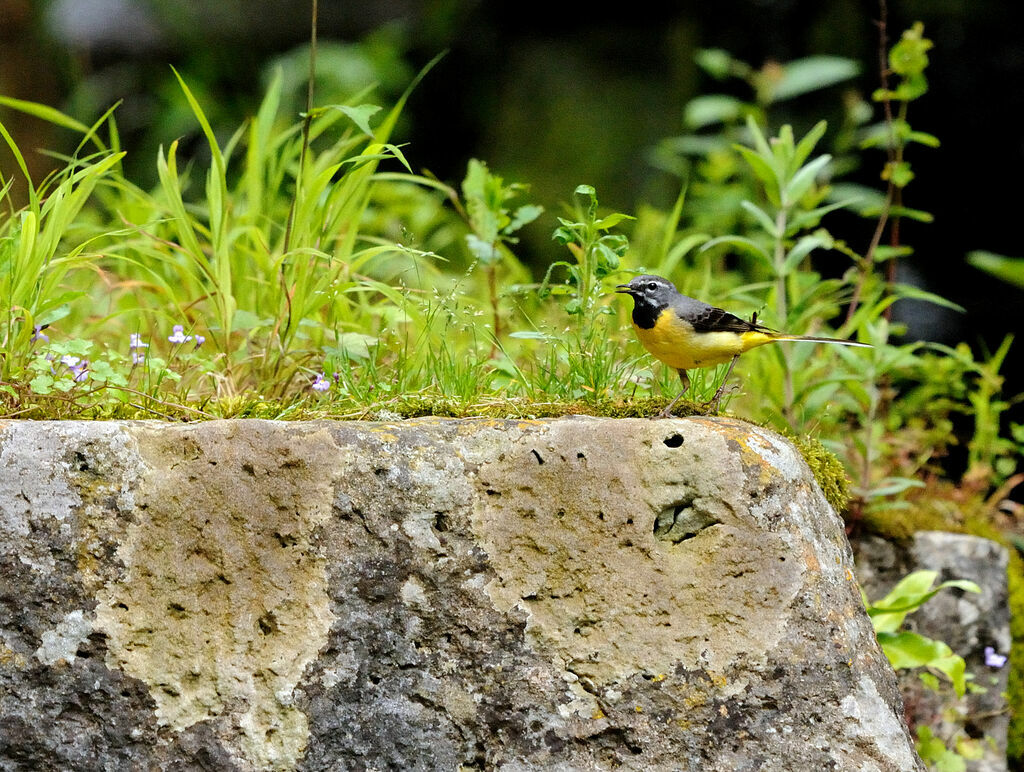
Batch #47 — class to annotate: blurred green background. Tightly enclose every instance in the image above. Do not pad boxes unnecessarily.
[2,0,1022,375]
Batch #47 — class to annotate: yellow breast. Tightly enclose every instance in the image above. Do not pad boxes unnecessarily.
[633,309,773,371]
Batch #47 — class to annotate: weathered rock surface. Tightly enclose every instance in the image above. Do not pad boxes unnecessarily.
[0,417,923,770]
[856,531,1011,772]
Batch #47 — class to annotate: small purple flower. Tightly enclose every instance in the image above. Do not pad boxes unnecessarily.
[69,359,89,383]
[193,334,206,348]
[60,354,81,368]
[129,333,148,350]
[985,646,1007,668]
[31,325,49,344]
[311,373,330,392]
[168,325,193,344]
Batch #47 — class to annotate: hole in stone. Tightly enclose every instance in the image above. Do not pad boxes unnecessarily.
[653,498,721,543]
[241,462,255,476]
[258,611,278,636]
[274,531,298,548]
[577,451,586,460]
[434,512,450,532]
[663,433,684,448]
[530,449,545,465]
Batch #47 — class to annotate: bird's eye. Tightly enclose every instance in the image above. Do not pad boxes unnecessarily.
[647,282,658,291]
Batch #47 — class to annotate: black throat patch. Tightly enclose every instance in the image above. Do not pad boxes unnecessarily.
[630,299,664,330]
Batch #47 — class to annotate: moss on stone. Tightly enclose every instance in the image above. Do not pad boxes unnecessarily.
[784,432,851,516]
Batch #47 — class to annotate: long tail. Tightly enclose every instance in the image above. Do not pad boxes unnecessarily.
[773,334,871,348]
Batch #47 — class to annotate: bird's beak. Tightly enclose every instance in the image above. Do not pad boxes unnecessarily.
[615,284,632,294]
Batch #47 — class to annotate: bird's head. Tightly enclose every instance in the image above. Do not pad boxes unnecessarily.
[615,275,678,309]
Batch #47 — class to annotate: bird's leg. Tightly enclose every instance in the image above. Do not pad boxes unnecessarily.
[657,369,690,418]
[706,355,739,413]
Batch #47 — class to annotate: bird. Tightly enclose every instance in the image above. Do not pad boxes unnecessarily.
[615,274,871,417]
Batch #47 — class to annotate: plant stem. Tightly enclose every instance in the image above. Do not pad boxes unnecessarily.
[774,207,795,425]
[487,261,500,356]
[280,0,318,342]
[846,0,898,325]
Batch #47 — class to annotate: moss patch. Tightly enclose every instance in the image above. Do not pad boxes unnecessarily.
[785,432,851,516]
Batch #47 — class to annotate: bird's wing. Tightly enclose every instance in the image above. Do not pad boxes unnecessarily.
[684,302,775,335]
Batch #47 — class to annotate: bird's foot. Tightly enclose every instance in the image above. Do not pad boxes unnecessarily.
[702,382,739,414]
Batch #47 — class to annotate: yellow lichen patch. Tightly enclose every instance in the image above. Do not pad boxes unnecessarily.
[0,642,27,668]
[93,422,338,771]
[470,418,806,685]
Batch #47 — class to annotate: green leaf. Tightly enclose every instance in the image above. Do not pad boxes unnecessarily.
[593,212,635,231]
[684,95,744,129]
[29,373,54,394]
[772,57,861,102]
[877,630,951,669]
[882,160,914,188]
[890,283,966,312]
[865,476,926,501]
[872,245,914,262]
[792,120,828,170]
[0,96,92,135]
[465,234,499,264]
[868,569,980,634]
[694,48,736,80]
[333,104,382,136]
[506,204,544,234]
[735,146,781,206]
[572,184,598,220]
[377,143,413,173]
[782,233,833,275]
[740,200,779,238]
[889,22,933,76]
[916,727,966,772]
[784,154,831,204]
[35,301,76,327]
[967,250,1024,289]
[887,205,933,223]
[324,333,377,362]
[907,130,940,148]
[744,115,772,159]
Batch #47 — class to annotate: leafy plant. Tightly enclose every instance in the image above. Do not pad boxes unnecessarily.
[459,158,542,344]
[865,570,980,696]
[863,570,987,771]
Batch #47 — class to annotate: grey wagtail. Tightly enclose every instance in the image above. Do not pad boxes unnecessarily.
[616,274,870,417]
